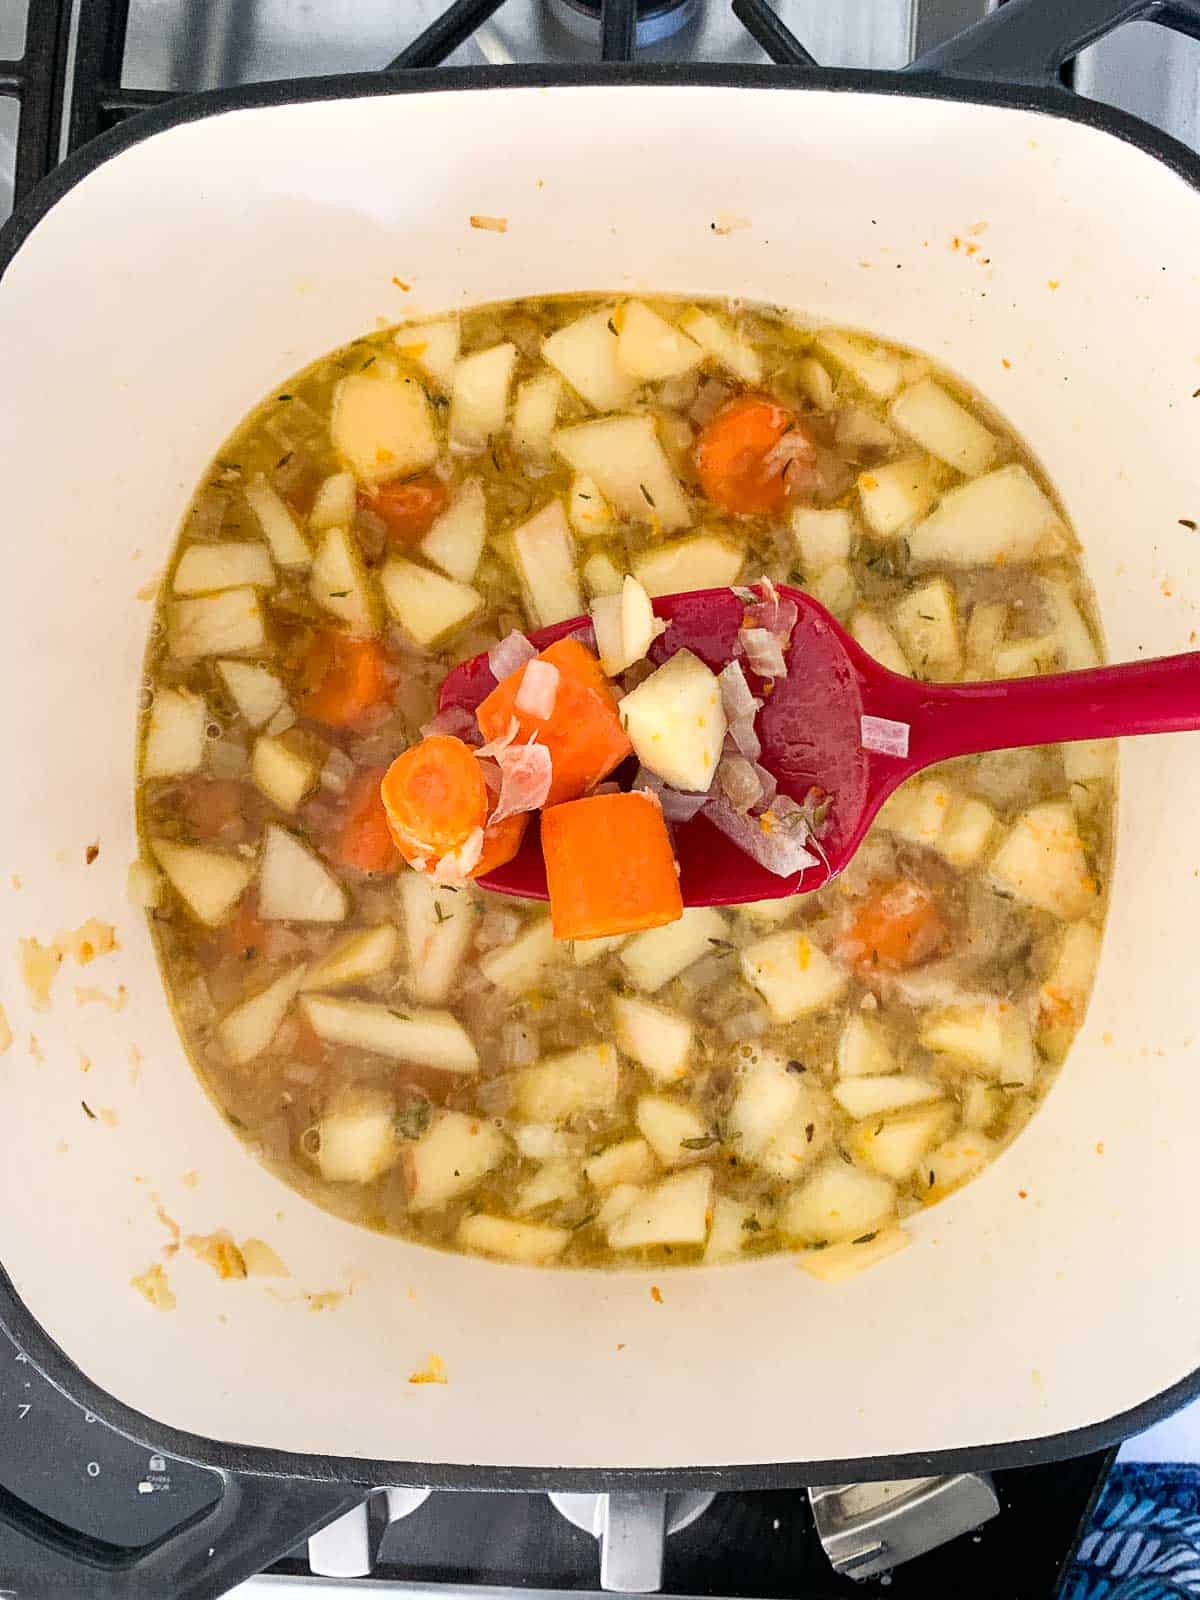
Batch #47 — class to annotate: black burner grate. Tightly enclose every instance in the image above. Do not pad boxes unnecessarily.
[0,0,70,205]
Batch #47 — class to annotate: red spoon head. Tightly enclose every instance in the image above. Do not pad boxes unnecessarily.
[438,585,913,905]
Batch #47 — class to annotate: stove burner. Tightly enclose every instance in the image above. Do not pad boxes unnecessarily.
[545,0,701,49]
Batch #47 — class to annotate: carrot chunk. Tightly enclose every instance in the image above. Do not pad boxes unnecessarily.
[359,474,449,543]
[330,767,400,873]
[381,735,488,862]
[299,632,391,729]
[474,812,529,878]
[844,879,945,973]
[477,636,631,805]
[542,791,682,940]
[695,394,805,516]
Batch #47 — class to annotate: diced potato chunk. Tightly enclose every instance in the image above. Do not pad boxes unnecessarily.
[893,577,962,681]
[814,330,903,398]
[584,1138,657,1190]
[741,931,847,1023]
[919,998,1036,1085]
[781,1161,897,1244]
[962,1081,1001,1130]
[515,1043,619,1122]
[849,1105,956,1182]
[513,1159,581,1215]
[612,996,692,1084]
[620,906,728,992]
[302,924,400,992]
[301,995,479,1072]
[332,374,438,483]
[258,825,347,923]
[458,1214,570,1263]
[907,464,1064,567]
[990,801,1096,919]
[607,1168,713,1250]
[151,839,253,927]
[572,932,628,967]
[792,506,855,574]
[927,1130,996,1197]
[251,735,318,813]
[734,895,798,927]
[837,1014,895,1078]
[400,876,479,1003]
[635,1095,710,1167]
[992,636,1056,678]
[798,1228,910,1282]
[244,475,311,569]
[420,478,486,583]
[542,308,637,412]
[1040,576,1100,671]
[479,917,558,995]
[568,474,615,539]
[174,542,274,595]
[1063,740,1116,815]
[582,551,625,597]
[616,301,703,382]
[218,964,307,1066]
[406,1111,507,1211]
[876,777,953,850]
[678,308,762,385]
[310,526,381,637]
[553,415,690,532]
[833,1075,943,1118]
[704,1196,758,1263]
[596,1183,642,1231]
[511,372,563,459]
[509,500,582,627]
[727,1051,832,1179]
[381,558,483,647]
[633,534,742,597]
[1038,919,1102,1053]
[619,647,725,792]
[449,342,517,452]
[170,588,266,659]
[965,601,1008,676]
[144,688,207,779]
[809,562,857,620]
[316,1089,400,1184]
[797,356,836,410]
[309,471,357,533]
[849,610,911,676]
[395,318,459,392]
[857,457,938,538]
[939,795,997,868]
[889,377,997,476]
[218,660,286,728]
[591,574,660,676]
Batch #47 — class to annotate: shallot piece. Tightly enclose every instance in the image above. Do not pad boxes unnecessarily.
[515,659,560,720]
[477,756,503,797]
[488,630,537,683]
[716,754,764,814]
[634,767,709,823]
[860,714,911,758]
[703,794,819,878]
[421,704,482,746]
[475,716,521,760]
[751,762,779,809]
[719,660,763,761]
[490,741,552,825]
[738,627,788,681]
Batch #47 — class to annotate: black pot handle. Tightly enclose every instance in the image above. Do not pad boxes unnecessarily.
[0,1471,363,1599]
[910,0,1200,86]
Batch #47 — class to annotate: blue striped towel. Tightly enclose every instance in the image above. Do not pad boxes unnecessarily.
[1062,1465,1200,1598]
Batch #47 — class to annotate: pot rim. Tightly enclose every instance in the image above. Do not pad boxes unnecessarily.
[1,61,1196,1490]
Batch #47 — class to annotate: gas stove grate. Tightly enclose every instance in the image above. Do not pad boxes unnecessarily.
[0,0,70,205]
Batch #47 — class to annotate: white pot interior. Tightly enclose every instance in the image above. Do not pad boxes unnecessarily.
[3,82,1200,1475]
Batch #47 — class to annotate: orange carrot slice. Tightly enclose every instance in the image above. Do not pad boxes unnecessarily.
[844,879,945,973]
[541,791,683,940]
[359,474,449,543]
[473,812,529,878]
[330,768,400,873]
[300,632,391,729]
[695,393,800,516]
[381,735,488,862]
[477,637,631,805]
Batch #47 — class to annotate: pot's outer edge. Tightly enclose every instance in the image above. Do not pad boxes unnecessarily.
[1,62,1199,1491]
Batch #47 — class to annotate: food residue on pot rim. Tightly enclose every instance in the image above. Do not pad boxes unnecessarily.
[0,1004,12,1056]
[187,1231,248,1280]
[75,983,128,1011]
[18,918,119,1010]
[469,214,507,233]
[409,1354,448,1386]
[131,1262,175,1312]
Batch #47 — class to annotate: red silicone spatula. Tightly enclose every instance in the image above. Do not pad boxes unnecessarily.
[439,583,1191,905]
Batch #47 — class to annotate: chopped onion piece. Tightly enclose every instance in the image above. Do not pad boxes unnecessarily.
[475,716,521,759]
[719,660,760,723]
[488,630,537,682]
[320,747,355,795]
[515,659,560,720]
[431,827,484,886]
[751,763,779,809]
[738,627,787,680]
[421,705,482,746]
[491,741,552,824]
[860,714,911,758]
[717,754,764,813]
[726,716,762,763]
[634,767,709,823]
[477,756,502,796]
[704,794,819,878]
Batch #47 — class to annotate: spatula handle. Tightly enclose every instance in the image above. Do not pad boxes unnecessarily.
[876,650,1200,774]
